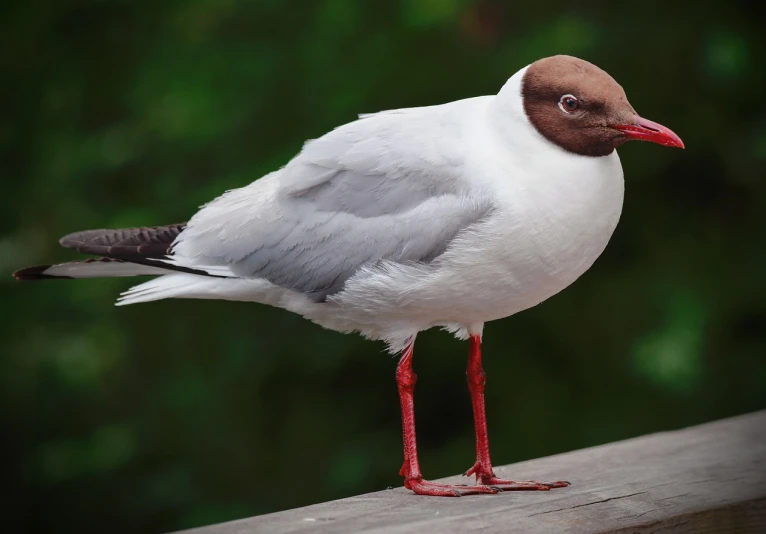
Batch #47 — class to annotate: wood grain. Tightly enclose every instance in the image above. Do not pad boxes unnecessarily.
[178,410,766,534]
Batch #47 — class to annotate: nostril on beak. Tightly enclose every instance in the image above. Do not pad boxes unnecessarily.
[638,122,660,133]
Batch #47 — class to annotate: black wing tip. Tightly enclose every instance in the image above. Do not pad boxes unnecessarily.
[59,228,108,249]
[58,224,187,256]
[12,265,71,281]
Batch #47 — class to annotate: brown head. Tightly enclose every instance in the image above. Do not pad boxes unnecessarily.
[522,55,684,157]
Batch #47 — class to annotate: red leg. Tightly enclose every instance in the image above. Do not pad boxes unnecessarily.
[397,339,499,496]
[464,335,570,491]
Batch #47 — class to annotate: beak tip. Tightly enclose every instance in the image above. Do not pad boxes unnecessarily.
[666,137,685,150]
[669,135,685,150]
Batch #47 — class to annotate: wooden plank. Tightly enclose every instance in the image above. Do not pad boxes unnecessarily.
[179,411,766,534]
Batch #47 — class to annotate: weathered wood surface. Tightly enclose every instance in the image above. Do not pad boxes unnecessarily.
[180,410,766,534]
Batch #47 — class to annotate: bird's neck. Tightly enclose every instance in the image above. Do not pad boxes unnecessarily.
[488,67,546,152]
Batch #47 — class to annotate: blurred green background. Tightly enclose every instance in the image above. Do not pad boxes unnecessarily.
[2,1,765,532]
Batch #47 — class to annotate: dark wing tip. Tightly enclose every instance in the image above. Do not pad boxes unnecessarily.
[59,228,112,248]
[58,224,187,257]
[12,265,68,281]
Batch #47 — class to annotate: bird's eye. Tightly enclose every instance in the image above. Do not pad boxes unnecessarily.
[558,94,579,114]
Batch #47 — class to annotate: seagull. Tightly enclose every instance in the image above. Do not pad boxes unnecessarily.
[14,55,683,497]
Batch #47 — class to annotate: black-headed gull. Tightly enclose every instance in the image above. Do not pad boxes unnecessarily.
[15,55,683,497]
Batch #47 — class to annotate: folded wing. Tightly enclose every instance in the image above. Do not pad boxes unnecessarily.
[171,105,494,300]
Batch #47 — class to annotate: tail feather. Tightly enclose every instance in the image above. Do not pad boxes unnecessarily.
[13,258,171,280]
[117,273,282,307]
[117,273,211,305]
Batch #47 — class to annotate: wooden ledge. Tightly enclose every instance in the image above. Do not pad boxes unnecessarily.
[179,410,766,533]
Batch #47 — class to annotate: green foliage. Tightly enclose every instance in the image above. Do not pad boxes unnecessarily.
[2,1,765,532]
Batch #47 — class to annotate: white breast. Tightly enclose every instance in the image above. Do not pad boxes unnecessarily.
[444,137,625,322]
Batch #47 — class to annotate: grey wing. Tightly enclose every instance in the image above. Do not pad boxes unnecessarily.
[171,106,493,300]
[235,173,491,300]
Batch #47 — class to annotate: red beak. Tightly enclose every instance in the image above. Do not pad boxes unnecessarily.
[612,116,685,149]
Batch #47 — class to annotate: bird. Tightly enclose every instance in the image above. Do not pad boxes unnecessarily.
[14,55,683,497]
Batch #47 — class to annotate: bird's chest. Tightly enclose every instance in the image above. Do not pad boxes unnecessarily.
[450,155,625,320]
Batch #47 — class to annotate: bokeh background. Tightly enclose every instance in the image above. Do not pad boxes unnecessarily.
[2,1,765,532]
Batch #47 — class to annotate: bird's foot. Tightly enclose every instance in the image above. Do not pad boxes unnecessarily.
[404,477,500,497]
[465,462,569,491]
